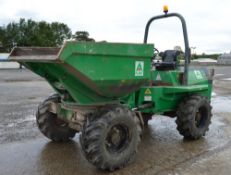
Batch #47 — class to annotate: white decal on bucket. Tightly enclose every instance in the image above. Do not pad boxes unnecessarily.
[135,61,144,76]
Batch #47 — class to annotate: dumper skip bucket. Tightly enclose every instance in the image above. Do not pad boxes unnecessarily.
[9,41,153,104]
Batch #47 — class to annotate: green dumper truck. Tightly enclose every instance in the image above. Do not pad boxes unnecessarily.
[9,9,213,171]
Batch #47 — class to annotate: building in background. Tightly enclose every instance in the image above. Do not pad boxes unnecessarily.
[217,52,231,65]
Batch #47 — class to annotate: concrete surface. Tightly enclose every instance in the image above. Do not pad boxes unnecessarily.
[0,67,231,175]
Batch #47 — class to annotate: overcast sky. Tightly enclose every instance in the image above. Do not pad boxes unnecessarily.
[0,0,230,54]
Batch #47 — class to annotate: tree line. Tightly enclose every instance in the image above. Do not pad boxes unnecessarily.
[0,18,94,52]
[193,53,220,60]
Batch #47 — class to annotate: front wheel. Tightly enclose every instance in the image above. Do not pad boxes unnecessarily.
[80,105,142,171]
[36,94,76,142]
[176,95,212,140]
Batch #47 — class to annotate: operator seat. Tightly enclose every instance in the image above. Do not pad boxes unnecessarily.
[155,50,181,70]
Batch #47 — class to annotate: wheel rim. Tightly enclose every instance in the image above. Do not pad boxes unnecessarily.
[105,124,130,153]
[195,106,208,128]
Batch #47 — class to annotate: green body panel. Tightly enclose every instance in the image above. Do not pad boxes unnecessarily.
[151,70,180,86]
[135,68,212,114]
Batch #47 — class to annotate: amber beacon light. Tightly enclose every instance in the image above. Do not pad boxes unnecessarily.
[163,5,169,14]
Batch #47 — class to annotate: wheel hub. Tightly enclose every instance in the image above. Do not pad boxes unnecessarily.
[105,124,129,153]
[195,106,208,128]
[195,111,202,127]
[53,114,68,127]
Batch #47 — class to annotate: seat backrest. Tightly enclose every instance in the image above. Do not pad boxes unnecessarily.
[161,50,181,63]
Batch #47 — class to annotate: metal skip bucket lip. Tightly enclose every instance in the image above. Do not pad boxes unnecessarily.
[9,47,60,62]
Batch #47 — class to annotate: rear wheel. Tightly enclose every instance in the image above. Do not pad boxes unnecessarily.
[36,94,76,142]
[176,95,212,140]
[80,105,142,171]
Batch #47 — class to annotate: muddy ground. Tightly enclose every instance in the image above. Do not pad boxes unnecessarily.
[0,67,231,175]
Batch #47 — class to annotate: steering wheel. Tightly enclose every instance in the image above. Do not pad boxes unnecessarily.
[151,48,161,67]
[152,47,160,60]
[154,47,159,55]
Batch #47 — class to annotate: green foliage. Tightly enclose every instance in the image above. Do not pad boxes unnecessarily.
[72,31,95,42]
[193,54,219,60]
[0,18,72,52]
